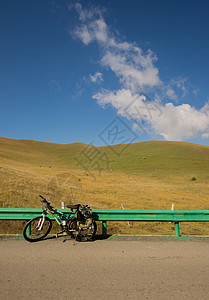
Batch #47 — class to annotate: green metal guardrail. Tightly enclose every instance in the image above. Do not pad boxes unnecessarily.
[1,208,209,237]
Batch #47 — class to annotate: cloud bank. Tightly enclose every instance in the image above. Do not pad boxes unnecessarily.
[71,3,209,141]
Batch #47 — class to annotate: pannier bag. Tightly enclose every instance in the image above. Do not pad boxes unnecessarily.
[77,205,93,223]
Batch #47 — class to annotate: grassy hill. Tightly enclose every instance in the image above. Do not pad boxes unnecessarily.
[1,136,209,174]
[1,136,209,235]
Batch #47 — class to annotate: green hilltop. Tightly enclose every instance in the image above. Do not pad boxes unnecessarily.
[102,141,209,177]
[1,136,209,178]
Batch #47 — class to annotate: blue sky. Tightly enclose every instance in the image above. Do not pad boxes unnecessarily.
[1,0,209,146]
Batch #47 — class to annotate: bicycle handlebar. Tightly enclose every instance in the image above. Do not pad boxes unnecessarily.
[39,194,47,202]
[39,195,54,211]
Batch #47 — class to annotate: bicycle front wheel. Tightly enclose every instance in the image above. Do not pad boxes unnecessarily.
[68,218,97,241]
[23,216,52,242]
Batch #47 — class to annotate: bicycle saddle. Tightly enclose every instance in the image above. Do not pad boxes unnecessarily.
[66,204,81,209]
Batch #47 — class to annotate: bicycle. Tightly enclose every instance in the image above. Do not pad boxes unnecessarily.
[23,195,97,242]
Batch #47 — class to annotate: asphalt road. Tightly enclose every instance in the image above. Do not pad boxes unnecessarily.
[0,236,209,299]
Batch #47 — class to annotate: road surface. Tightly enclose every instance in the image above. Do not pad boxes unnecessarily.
[0,236,209,299]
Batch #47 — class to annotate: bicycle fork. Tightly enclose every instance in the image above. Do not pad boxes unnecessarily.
[36,214,46,231]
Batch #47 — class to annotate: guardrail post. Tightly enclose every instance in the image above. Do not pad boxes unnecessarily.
[175,222,180,238]
[102,221,107,237]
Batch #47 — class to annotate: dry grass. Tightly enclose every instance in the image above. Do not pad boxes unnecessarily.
[2,162,209,211]
[1,137,209,235]
[1,162,209,235]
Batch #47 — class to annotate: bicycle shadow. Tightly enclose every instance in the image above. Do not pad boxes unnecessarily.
[37,234,112,242]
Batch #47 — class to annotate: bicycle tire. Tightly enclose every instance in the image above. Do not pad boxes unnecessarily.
[67,218,97,241]
[23,216,52,242]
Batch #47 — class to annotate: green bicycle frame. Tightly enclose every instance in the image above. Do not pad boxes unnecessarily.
[45,208,71,226]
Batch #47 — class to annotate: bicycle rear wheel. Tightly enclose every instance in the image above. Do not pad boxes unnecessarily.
[23,216,52,242]
[68,218,97,241]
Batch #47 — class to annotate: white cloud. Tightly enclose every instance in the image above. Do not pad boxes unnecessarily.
[74,18,108,44]
[93,89,139,111]
[74,25,93,45]
[93,89,209,140]
[73,4,108,45]
[101,51,160,91]
[150,102,209,140]
[170,77,189,99]
[73,3,105,22]
[73,3,160,92]
[90,72,103,83]
[166,88,177,100]
[72,3,209,141]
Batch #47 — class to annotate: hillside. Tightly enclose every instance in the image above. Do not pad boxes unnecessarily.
[0,137,209,234]
[1,136,209,235]
[1,136,209,176]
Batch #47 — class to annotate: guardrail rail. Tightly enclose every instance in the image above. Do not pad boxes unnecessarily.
[1,208,209,237]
